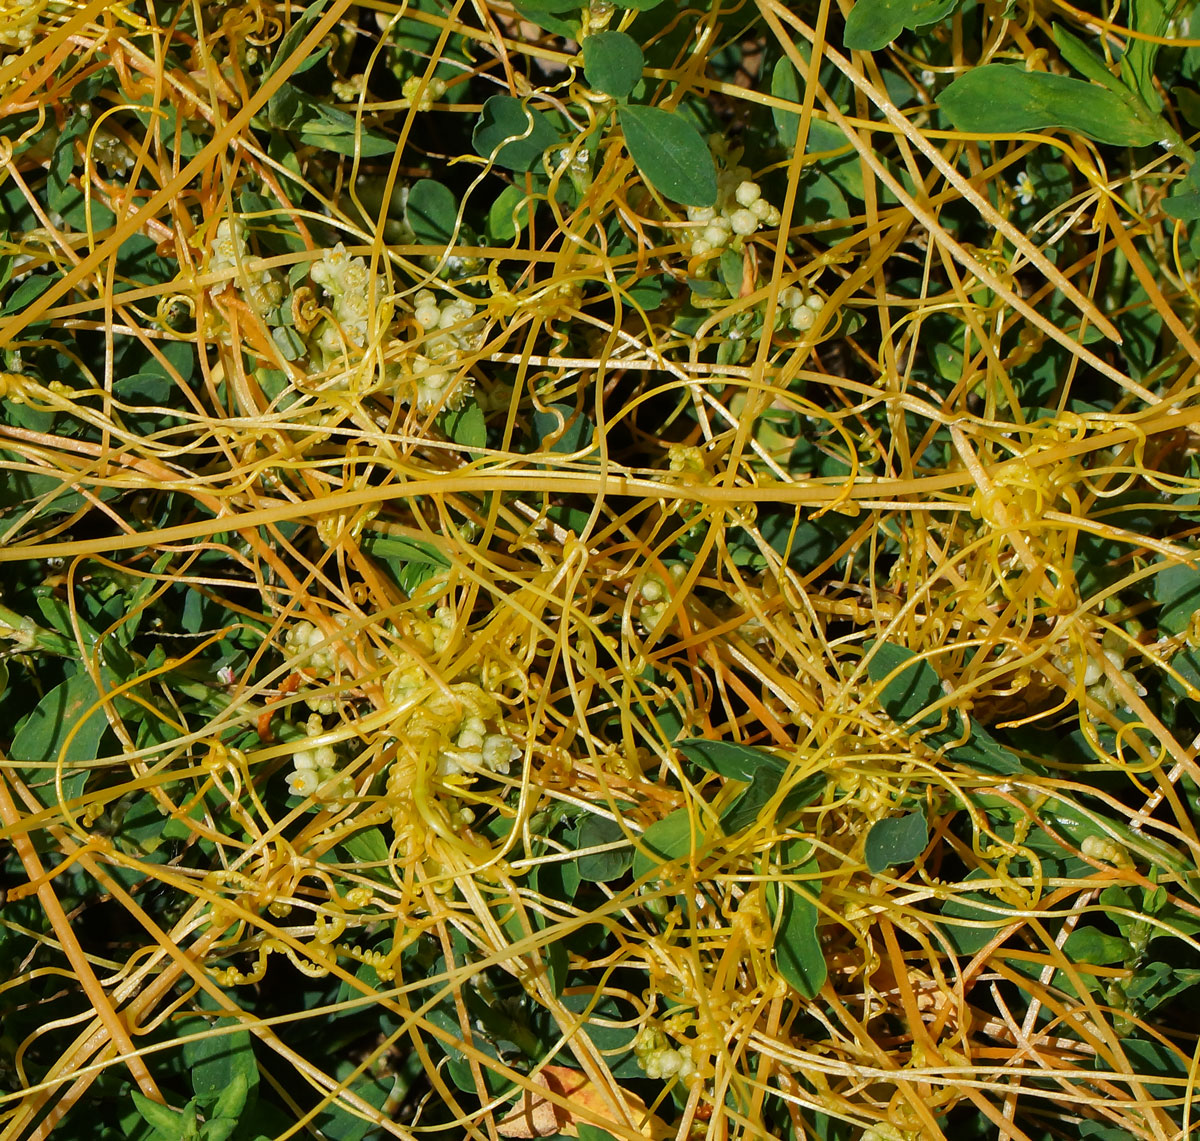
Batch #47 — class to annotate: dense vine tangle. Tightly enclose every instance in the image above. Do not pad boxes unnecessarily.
[0,0,1199,1139]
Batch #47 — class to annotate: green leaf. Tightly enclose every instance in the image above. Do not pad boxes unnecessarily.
[1164,162,1200,221]
[945,725,1024,776]
[1120,0,1168,112]
[1176,86,1200,130]
[633,808,702,880]
[583,31,644,98]
[1063,927,1130,965]
[575,815,634,882]
[770,58,801,147]
[865,641,945,730]
[512,0,580,35]
[202,1073,251,1141]
[938,65,1162,147]
[531,402,596,456]
[719,771,825,834]
[341,826,392,867]
[577,1125,620,1141]
[298,104,396,157]
[10,670,110,797]
[1154,560,1200,635]
[843,0,959,51]
[473,95,562,172]
[1052,25,1125,93]
[184,1022,259,1107]
[130,1092,199,1141]
[619,105,717,206]
[768,846,827,998]
[487,184,534,242]
[264,0,331,80]
[406,178,459,247]
[864,809,928,873]
[440,401,487,450]
[677,738,785,781]
[939,868,1019,955]
[361,533,450,598]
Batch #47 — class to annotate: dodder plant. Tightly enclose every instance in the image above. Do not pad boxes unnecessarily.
[2,0,1200,1139]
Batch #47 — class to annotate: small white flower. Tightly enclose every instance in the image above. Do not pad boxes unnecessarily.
[1014,170,1035,206]
[287,769,320,797]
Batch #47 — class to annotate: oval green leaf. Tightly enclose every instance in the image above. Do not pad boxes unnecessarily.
[864,640,944,729]
[406,178,459,246]
[576,814,634,882]
[633,807,702,880]
[583,31,644,98]
[843,0,959,51]
[619,105,717,206]
[865,809,929,874]
[939,65,1162,147]
[473,95,562,172]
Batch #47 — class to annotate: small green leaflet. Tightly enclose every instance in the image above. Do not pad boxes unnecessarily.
[583,31,644,99]
[1154,559,1200,635]
[473,95,561,172]
[406,178,459,246]
[618,105,717,207]
[864,809,928,874]
[440,401,487,450]
[575,814,634,882]
[264,0,331,80]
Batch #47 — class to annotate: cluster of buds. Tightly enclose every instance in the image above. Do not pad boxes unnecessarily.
[435,714,522,778]
[401,74,447,111]
[0,0,42,50]
[634,1027,697,1083]
[684,177,781,258]
[310,242,380,351]
[402,289,485,410]
[637,563,686,630]
[284,619,343,679]
[777,285,826,332]
[286,715,349,799]
[1052,632,1147,716]
[209,217,283,315]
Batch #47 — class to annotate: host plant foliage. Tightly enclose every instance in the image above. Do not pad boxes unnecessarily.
[1,0,1200,1139]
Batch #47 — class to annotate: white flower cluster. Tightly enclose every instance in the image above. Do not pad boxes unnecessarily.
[634,1028,697,1083]
[1053,635,1146,715]
[435,714,522,778]
[778,285,826,332]
[637,564,686,630]
[684,178,781,258]
[286,715,348,798]
[209,218,283,315]
[0,0,42,50]
[284,619,343,679]
[404,289,484,411]
[287,741,339,797]
[310,242,379,350]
